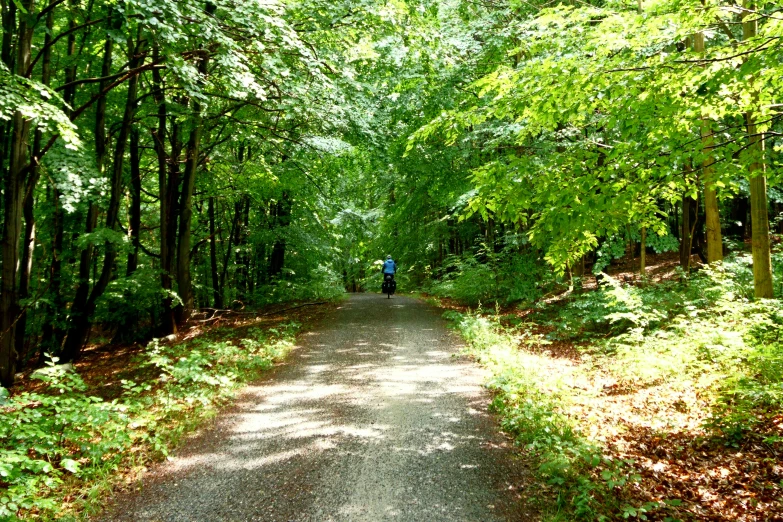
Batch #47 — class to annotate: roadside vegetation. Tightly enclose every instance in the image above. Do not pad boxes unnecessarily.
[0,317,301,520]
[437,252,783,521]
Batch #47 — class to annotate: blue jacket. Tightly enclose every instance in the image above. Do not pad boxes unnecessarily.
[382,259,397,274]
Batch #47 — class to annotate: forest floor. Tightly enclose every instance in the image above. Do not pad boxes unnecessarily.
[96,294,539,521]
[431,251,783,521]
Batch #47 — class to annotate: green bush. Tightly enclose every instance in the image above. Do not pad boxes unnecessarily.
[0,363,135,519]
[428,249,551,306]
[93,267,171,342]
[592,228,679,275]
[705,300,783,443]
[252,266,345,305]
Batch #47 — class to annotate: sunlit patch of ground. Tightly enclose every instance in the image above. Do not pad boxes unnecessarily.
[520,301,783,520]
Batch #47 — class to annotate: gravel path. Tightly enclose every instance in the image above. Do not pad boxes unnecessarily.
[100,294,536,521]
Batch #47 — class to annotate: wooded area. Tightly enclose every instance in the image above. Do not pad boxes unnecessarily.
[1,0,782,519]
[1,0,780,384]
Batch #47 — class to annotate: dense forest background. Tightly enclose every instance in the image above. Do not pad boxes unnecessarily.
[2,0,780,387]
[1,0,782,518]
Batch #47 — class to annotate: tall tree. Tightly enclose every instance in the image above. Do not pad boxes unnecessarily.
[742,0,773,298]
[1,0,35,386]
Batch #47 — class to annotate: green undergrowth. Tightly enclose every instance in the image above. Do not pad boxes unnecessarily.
[0,322,299,521]
[426,246,555,307]
[441,253,783,520]
[444,308,637,520]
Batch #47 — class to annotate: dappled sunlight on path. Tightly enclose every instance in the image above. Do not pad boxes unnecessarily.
[100,294,533,521]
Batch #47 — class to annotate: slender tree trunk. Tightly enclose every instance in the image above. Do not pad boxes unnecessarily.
[0,0,15,68]
[63,0,78,116]
[40,186,64,358]
[152,46,178,335]
[127,127,141,275]
[15,184,35,362]
[640,227,647,278]
[680,196,694,271]
[693,32,723,263]
[233,199,245,298]
[175,123,199,323]
[743,1,773,298]
[571,255,585,292]
[746,141,772,298]
[242,197,251,294]
[703,184,722,263]
[0,0,17,186]
[674,201,679,239]
[60,25,115,361]
[0,0,34,387]
[60,208,97,361]
[175,7,214,323]
[40,0,78,360]
[14,9,53,364]
[62,31,143,360]
[233,194,250,300]
[269,193,291,278]
[208,196,222,308]
[219,201,240,292]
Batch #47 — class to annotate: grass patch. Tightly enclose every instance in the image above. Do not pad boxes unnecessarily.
[0,321,299,521]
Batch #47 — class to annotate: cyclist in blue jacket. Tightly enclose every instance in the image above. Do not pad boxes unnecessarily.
[382,255,397,276]
[381,255,397,297]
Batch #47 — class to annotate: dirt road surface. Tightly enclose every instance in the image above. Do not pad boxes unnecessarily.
[100,294,535,521]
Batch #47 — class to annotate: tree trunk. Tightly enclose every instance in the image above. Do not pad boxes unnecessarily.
[61,26,114,360]
[41,5,67,356]
[14,9,53,364]
[220,201,240,293]
[208,196,222,308]
[743,2,773,298]
[153,46,178,335]
[680,195,694,271]
[15,182,35,363]
[62,0,78,117]
[0,0,15,69]
[40,186,65,359]
[175,123,199,323]
[269,194,291,279]
[693,31,723,264]
[242,197,251,294]
[62,31,143,360]
[0,0,34,387]
[233,195,250,300]
[0,0,17,191]
[175,8,214,324]
[640,227,647,278]
[127,127,141,275]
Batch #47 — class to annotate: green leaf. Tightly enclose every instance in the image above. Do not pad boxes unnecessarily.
[60,459,80,474]
[10,0,27,14]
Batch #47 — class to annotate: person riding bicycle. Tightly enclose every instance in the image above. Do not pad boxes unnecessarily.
[381,255,397,297]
